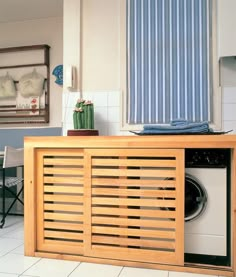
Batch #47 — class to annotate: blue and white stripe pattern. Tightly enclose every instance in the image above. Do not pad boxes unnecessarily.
[127,0,213,124]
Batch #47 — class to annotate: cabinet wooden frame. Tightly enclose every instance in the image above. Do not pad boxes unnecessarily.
[24,135,236,277]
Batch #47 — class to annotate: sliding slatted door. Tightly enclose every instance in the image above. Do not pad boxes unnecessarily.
[85,148,185,265]
[36,149,85,255]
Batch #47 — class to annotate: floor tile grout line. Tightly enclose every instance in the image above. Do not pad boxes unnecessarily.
[0,229,23,238]
[67,262,81,277]
[19,273,40,277]
[10,240,25,253]
[0,243,24,259]
[0,235,24,240]
[0,223,24,238]
[18,257,42,276]
[7,241,24,253]
[1,234,24,239]
[116,266,124,277]
[2,225,24,233]
[0,254,41,276]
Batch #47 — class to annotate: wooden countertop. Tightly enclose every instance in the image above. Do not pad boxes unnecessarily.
[24,134,236,149]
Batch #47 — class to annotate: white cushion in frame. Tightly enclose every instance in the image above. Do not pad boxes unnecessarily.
[19,68,44,97]
[0,72,16,99]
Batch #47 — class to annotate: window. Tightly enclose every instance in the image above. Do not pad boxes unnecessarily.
[120,0,221,130]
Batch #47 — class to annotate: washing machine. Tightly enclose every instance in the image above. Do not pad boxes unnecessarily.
[184,149,230,265]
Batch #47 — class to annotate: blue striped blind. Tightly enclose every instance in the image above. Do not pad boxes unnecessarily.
[127,0,213,124]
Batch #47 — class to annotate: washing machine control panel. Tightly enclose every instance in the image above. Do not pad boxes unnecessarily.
[185,149,230,167]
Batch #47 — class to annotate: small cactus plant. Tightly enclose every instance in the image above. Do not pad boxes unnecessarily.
[73,99,94,129]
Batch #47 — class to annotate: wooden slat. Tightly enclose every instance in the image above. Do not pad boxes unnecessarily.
[92,168,176,178]
[44,167,84,175]
[91,244,176,264]
[92,207,176,219]
[42,240,84,254]
[92,188,176,198]
[92,177,176,187]
[92,158,176,167]
[92,226,175,239]
[44,194,84,203]
[44,221,83,231]
[44,203,83,213]
[44,230,83,241]
[92,197,176,208]
[44,239,83,248]
[92,235,175,250]
[92,216,176,229]
[44,212,83,222]
[44,158,84,166]
[40,148,84,156]
[44,185,83,194]
[44,176,83,184]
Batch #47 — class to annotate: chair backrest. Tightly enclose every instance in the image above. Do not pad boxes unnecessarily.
[3,146,24,169]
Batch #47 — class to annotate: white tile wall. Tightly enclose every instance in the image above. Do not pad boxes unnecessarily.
[62,91,125,136]
[62,88,236,136]
[223,103,236,121]
[222,87,236,134]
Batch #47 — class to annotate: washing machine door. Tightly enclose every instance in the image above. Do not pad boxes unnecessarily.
[185,173,207,222]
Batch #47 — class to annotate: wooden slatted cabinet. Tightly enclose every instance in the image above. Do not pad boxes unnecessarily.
[24,135,236,277]
[34,147,184,266]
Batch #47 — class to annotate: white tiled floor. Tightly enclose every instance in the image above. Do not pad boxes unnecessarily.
[0,216,227,277]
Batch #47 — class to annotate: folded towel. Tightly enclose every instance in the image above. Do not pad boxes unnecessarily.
[141,120,211,134]
[171,119,188,126]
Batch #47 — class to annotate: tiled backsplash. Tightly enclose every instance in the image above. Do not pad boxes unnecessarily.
[62,88,236,136]
[223,87,236,134]
[62,91,130,136]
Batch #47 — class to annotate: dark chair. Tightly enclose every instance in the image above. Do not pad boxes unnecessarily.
[0,146,24,228]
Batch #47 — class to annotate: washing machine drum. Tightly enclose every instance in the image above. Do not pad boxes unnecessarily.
[185,174,207,222]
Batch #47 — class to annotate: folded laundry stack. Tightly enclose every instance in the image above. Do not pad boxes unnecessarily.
[140,119,212,134]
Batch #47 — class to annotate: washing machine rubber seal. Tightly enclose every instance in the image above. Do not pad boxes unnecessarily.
[185,173,208,222]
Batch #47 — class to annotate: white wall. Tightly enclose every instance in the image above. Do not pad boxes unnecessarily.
[63,0,120,93]
[0,17,63,127]
[63,0,81,92]
[81,0,120,91]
